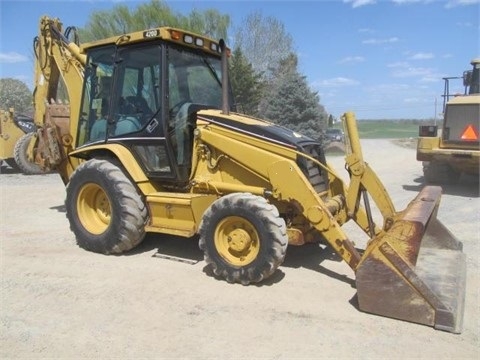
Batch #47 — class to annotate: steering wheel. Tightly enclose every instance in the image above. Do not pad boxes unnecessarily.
[169,100,188,119]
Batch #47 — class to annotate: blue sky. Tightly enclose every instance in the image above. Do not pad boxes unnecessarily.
[0,0,479,119]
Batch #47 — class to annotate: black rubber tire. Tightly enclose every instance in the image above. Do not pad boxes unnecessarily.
[4,158,20,171]
[13,132,44,175]
[423,161,460,185]
[199,193,288,285]
[65,158,148,254]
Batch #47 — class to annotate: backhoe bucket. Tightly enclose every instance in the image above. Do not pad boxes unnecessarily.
[355,186,466,333]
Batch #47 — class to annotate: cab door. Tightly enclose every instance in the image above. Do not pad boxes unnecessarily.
[107,43,178,179]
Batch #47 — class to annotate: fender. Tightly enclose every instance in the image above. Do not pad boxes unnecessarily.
[68,143,148,183]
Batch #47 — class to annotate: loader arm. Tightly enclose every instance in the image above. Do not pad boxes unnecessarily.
[193,118,364,269]
[342,112,397,234]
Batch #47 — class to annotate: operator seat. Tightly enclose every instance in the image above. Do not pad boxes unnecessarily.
[126,96,153,123]
[113,96,147,136]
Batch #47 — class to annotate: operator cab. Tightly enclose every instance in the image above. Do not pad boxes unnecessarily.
[76,30,232,186]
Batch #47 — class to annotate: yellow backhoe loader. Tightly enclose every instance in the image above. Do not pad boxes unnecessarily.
[27,16,466,333]
[0,109,38,173]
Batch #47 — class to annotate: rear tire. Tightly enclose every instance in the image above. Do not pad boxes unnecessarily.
[13,132,44,175]
[199,193,288,285]
[65,158,148,254]
[423,161,460,184]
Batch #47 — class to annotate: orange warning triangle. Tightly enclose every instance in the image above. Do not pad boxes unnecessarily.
[461,124,478,141]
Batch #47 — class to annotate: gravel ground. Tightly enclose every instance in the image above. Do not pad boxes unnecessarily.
[0,139,479,359]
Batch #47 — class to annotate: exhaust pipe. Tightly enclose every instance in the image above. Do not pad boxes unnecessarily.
[219,39,229,115]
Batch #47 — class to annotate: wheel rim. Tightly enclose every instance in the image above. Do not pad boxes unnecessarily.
[214,216,260,266]
[77,183,111,235]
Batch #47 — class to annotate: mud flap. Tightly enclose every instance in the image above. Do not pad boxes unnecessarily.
[355,186,466,333]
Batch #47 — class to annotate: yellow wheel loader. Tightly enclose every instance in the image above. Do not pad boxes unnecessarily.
[417,59,480,184]
[28,16,466,333]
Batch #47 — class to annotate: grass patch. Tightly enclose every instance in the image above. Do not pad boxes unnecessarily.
[331,119,433,139]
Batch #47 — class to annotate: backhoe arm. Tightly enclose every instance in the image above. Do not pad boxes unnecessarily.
[30,16,85,178]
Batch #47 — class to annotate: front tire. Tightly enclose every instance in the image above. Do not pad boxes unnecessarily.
[65,158,148,254]
[199,193,288,285]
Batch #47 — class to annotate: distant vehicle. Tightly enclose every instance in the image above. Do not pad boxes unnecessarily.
[0,109,41,174]
[325,128,344,142]
[417,58,479,184]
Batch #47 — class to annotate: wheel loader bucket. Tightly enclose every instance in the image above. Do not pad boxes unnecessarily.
[355,186,466,333]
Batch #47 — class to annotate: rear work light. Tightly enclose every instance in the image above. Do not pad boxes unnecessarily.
[419,125,438,137]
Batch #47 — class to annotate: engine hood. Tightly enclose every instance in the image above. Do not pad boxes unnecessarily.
[196,109,318,149]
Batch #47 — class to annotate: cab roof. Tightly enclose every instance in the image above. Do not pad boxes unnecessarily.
[80,26,224,57]
[448,94,480,105]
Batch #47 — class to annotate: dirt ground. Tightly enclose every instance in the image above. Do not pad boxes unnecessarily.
[1,139,479,359]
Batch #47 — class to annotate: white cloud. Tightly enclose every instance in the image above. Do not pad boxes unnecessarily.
[391,66,432,77]
[387,61,444,82]
[408,52,435,60]
[404,97,431,103]
[338,56,366,64]
[358,28,375,34]
[456,21,475,27]
[0,52,28,63]
[390,0,480,7]
[313,77,360,87]
[362,37,399,45]
[445,0,480,8]
[343,0,376,8]
[419,75,443,83]
[392,0,431,4]
[387,61,410,68]
[364,83,412,96]
[387,60,444,80]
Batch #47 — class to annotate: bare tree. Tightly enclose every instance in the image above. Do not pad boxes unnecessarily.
[233,11,293,79]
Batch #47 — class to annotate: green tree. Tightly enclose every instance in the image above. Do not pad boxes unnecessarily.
[79,0,230,41]
[229,47,264,116]
[0,78,33,114]
[185,8,230,40]
[328,114,335,127]
[261,54,327,140]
